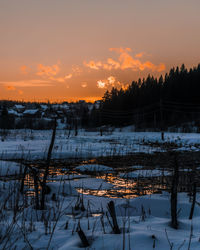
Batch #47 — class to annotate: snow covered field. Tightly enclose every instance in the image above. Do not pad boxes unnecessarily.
[0,174,200,250]
[0,129,200,249]
[0,129,200,160]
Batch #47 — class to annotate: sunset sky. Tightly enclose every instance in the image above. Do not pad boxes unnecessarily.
[0,0,200,102]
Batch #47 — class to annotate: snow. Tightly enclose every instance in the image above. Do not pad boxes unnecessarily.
[131,165,144,170]
[75,164,113,173]
[0,130,200,160]
[47,182,78,196]
[1,184,199,249]
[48,174,89,181]
[0,160,24,176]
[71,177,113,190]
[120,169,171,178]
[180,169,193,172]
[56,119,66,129]
[15,104,24,109]
[23,109,39,115]
[0,130,200,249]
[115,193,196,218]
[40,104,48,111]
[8,109,19,116]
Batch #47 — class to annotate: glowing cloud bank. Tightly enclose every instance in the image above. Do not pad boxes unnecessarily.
[85,48,165,72]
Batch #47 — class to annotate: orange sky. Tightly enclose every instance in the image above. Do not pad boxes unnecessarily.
[0,0,200,102]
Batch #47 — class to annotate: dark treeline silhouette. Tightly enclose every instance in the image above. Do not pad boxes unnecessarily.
[97,64,200,130]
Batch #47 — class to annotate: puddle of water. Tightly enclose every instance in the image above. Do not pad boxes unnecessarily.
[66,212,102,218]
[76,173,170,198]
[21,161,198,199]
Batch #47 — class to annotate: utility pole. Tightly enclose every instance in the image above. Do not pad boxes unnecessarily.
[154,111,157,131]
[160,99,164,141]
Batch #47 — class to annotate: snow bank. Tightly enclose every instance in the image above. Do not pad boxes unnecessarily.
[75,164,113,173]
[131,165,144,170]
[47,182,78,197]
[71,177,113,190]
[0,160,24,176]
[115,193,199,219]
[120,169,171,178]
[0,130,200,160]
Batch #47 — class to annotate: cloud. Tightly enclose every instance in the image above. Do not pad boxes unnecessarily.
[0,79,52,88]
[97,76,128,90]
[36,63,60,77]
[135,52,144,58]
[118,50,166,72]
[65,74,72,79]
[156,63,166,72]
[84,48,165,72]
[36,62,72,83]
[106,58,120,69]
[48,74,72,83]
[5,86,16,91]
[107,76,116,85]
[109,47,132,53]
[2,62,73,97]
[81,82,87,88]
[72,65,82,74]
[20,65,29,74]
[97,80,106,89]
[84,61,102,70]
[85,58,120,71]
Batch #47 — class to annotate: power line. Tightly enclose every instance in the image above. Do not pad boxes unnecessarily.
[163,100,200,107]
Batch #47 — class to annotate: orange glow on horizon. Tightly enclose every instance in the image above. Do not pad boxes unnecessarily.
[0,96,102,104]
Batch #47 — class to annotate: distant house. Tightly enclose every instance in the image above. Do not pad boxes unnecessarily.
[87,104,94,113]
[8,109,20,117]
[14,104,25,113]
[94,100,101,109]
[61,103,70,111]
[51,104,60,110]
[23,109,41,118]
[55,110,64,118]
[40,104,48,111]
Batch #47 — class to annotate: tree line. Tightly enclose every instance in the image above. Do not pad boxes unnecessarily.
[96,63,200,129]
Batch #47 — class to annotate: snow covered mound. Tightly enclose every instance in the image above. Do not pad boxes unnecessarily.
[0,160,24,176]
[71,177,113,190]
[47,182,78,197]
[115,193,199,219]
[75,164,113,173]
[120,169,171,178]
[131,165,144,170]
[48,173,89,181]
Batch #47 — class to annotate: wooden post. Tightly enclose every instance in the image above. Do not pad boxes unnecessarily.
[160,99,164,141]
[171,154,179,229]
[107,201,120,234]
[77,222,90,247]
[189,180,196,220]
[40,118,57,210]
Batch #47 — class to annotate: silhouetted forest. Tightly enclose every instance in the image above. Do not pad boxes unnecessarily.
[96,64,200,130]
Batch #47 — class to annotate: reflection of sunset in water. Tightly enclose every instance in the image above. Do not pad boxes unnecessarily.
[23,164,170,198]
[20,157,197,199]
[77,173,169,198]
